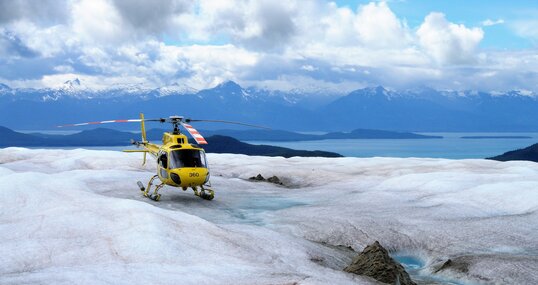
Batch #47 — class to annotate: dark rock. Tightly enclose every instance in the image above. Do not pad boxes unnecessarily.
[344,241,416,285]
[249,174,284,185]
[267,175,283,185]
[249,174,265,181]
[434,258,469,274]
[434,259,452,273]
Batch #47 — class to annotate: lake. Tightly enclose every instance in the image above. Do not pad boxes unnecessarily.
[245,132,538,159]
[20,131,538,159]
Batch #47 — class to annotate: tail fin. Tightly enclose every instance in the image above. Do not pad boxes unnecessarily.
[140,113,147,142]
[140,113,147,166]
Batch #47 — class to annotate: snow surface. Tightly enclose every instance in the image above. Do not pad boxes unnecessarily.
[1,148,537,284]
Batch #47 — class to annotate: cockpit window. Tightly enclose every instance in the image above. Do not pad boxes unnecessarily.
[169,149,207,168]
[158,153,168,168]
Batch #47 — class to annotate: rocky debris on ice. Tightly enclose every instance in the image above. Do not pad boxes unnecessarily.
[344,241,416,285]
[434,258,469,274]
[248,174,284,185]
[431,256,497,283]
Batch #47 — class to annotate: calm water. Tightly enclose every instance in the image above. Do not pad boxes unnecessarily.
[246,133,538,159]
[19,131,538,159]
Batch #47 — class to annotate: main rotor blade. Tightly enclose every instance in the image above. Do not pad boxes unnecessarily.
[180,122,208,144]
[185,119,271,130]
[57,118,164,128]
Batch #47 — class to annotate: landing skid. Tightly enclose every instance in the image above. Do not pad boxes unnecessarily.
[191,186,215,200]
[137,176,215,201]
[138,175,163,201]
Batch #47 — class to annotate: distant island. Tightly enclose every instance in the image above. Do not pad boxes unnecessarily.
[172,128,442,142]
[201,135,342,158]
[461,136,532,139]
[0,126,341,158]
[488,143,538,163]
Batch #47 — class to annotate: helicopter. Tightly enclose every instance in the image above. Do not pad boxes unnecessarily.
[58,113,266,201]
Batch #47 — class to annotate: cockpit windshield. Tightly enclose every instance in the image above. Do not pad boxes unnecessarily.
[169,149,207,168]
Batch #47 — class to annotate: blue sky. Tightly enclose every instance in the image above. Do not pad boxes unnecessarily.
[0,0,537,93]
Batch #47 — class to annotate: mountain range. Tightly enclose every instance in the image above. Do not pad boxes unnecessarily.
[1,80,538,131]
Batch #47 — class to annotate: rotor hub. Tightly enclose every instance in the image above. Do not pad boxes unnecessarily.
[168,116,184,134]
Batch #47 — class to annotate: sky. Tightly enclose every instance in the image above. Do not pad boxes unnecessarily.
[0,0,537,93]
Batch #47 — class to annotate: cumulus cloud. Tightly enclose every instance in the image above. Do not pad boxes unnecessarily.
[191,0,298,51]
[0,0,536,93]
[111,0,192,36]
[354,2,411,48]
[0,30,38,58]
[244,1,297,51]
[71,0,127,44]
[417,12,484,65]
[0,0,70,25]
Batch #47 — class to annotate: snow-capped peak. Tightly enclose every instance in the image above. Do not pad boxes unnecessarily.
[57,78,89,95]
[157,83,197,97]
[215,80,242,90]
[61,78,82,90]
[41,78,90,101]
[203,80,256,101]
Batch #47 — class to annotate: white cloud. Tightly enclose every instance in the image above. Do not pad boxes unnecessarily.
[110,0,192,35]
[417,12,484,65]
[511,19,538,41]
[177,44,259,88]
[7,21,74,57]
[53,65,75,73]
[189,0,299,51]
[0,0,536,93]
[481,19,505,27]
[0,0,70,25]
[354,1,412,48]
[300,65,317,71]
[72,0,126,44]
[297,1,413,52]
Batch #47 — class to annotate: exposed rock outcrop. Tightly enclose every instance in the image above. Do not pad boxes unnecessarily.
[344,241,416,285]
[267,175,282,185]
[248,174,284,185]
[433,258,469,274]
[249,174,265,181]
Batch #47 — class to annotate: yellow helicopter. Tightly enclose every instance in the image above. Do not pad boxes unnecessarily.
[59,113,265,201]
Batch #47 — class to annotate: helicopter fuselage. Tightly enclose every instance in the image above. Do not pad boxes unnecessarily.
[145,132,210,189]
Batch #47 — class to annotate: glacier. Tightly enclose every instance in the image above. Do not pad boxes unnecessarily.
[0,148,537,284]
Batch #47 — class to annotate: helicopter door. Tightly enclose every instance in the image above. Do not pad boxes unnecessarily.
[157,151,169,179]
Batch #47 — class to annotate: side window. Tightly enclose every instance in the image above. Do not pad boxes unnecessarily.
[158,152,169,179]
[159,153,168,169]
[160,168,168,178]
[200,151,207,168]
